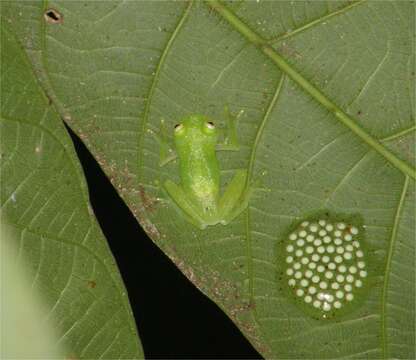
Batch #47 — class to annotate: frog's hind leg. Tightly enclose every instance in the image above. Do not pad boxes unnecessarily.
[164,180,207,229]
[218,169,251,225]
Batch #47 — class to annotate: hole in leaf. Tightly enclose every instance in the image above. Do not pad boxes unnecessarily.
[44,8,63,24]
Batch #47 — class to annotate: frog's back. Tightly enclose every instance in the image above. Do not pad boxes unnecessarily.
[174,115,220,212]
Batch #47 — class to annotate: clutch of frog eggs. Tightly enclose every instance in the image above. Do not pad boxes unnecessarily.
[283,219,368,319]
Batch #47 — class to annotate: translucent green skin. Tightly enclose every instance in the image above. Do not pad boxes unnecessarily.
[164,115,249,229]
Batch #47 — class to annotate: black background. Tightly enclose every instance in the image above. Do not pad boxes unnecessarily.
[67,125,262,359]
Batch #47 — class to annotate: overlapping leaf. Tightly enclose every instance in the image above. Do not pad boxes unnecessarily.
[1,4,143,358]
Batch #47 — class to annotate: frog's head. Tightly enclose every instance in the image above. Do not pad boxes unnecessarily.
[173,115,218,147]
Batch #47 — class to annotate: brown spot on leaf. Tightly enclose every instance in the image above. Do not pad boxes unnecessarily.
[139,185,157,213]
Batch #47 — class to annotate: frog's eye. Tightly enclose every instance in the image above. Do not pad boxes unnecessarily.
[204,121,215,133]
[174,123,184,133]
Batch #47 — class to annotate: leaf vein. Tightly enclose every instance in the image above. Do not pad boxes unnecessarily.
[244,74,285,351]
[323,150,369,206]
[380,175,410,359]
[207,0,415,179]
[268,0,366,44]
[348,40,391,109]
[137,1,193,180]
[380,125,416,143]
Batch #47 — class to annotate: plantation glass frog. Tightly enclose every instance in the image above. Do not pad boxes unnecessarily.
[156,109,251,229]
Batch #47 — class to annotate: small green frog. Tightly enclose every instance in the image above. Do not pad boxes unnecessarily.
[156,109,251,229]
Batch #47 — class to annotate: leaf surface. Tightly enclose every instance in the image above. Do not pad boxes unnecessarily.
[1,5,143,359]
[2,1,414,358]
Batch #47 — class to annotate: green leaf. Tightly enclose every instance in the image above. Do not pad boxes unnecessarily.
[0,8,143,360]
[2,0,414,358]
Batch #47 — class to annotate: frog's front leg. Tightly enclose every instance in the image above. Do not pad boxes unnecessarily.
[218,169,251,225]
[148,119,177,166]
[163,180,207,229]
[217,105,244,152]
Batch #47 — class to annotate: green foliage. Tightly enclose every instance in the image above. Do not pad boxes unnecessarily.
[1,1,414,358]
[1,223,66,359]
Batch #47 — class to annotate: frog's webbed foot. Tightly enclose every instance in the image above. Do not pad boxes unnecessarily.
[217,105,244,152]
[147,119,177,166]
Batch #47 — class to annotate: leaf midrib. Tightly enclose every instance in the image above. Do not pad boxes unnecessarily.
[206,0,416,180]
